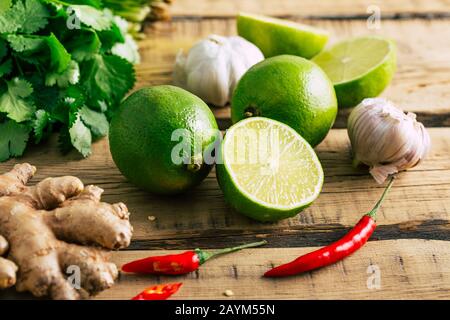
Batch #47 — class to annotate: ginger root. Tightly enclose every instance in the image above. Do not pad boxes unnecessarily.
[0,164,133,299]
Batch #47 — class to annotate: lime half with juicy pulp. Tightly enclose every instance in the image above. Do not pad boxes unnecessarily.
[312,36,397,108]
[216,117,324,222]
[237,12,328,58]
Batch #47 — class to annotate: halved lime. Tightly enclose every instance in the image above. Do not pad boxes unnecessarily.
[237,12,328,59]
[216,117,323,222]
[312,36,397,108]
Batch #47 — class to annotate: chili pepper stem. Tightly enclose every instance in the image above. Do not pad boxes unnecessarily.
[196,240,267,264]
[366,176,395,220]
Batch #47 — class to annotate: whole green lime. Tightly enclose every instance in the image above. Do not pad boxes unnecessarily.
[109,85,219,194]
[231,55,337,147]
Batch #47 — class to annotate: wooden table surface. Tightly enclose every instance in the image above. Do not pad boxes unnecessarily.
[2,0,450,300]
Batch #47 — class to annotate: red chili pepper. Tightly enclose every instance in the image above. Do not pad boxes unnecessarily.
[122,240,267,275]
[264,178,394,277]
[131,283,182,300]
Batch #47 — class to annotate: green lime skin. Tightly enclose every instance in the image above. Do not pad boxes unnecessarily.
[109,85,218,195]
[237,13,328,58]
[231,55,337,147]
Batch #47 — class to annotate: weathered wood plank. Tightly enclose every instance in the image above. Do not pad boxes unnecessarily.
[1,128,448,249]
[94,240,450,299]
[170,0,450,18]
[2,240,448,299]
[138,18,450,128]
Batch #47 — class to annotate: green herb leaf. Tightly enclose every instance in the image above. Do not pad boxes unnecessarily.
[7,35,46,53]
[33,109,50,144]
[97,22,125,51]
[112,34,140,64]
[0,0,49,34]
[72,5,112,31]
[0,120,31,162]
[0,0,12,13]
[17,0,50,34]
[0,78,35,122]
[79,105,109,138]
[65,28,101,62]
[47,33,71,73]
[46,60,80,87]
[0,4,21,33]
[69,114,92,157]
[81,54,135,107]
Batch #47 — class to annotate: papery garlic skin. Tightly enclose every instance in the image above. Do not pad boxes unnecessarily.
[347,98,430,184]
[173,34,264,106]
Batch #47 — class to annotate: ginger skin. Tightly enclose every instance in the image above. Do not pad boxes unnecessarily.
[0,164,133,299]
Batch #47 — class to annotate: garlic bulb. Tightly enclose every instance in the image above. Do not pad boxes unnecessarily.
[347,98,430,184]
[173,34,264,106]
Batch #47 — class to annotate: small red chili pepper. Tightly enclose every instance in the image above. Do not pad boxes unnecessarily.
[131,283,182,300]
[122,240,267,275]
[264,177,394,277]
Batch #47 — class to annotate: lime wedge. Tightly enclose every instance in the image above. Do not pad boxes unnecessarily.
[312,36,397,108]
[216,117,323,222]
[237,12,328,59]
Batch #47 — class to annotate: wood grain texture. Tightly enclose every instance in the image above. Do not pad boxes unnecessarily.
[2,240,448,300]
[1,128,448,250]
[93,240,450,299]
[138,18,450,128]
[170,0,450,18]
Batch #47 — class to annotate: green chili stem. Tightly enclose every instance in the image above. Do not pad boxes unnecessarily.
[366,176,395,220]
[197,240,268,264]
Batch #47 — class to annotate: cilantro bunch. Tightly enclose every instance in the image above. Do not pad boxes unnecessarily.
[0,0,138,161]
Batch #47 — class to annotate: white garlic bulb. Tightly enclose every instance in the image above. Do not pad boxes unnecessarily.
[347,98,430,184]
[173,34,264,106]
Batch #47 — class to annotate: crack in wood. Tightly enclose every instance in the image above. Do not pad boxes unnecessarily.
[171,12,450,21]
[126,219,450,250]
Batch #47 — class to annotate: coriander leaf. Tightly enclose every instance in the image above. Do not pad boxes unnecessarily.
[65,28,101,62]
[0,120,31,162]
[0,59,12,78]
[7,35,46,53]
[0,0,12,13]
[26,73,62,114]
[97,22,124,51]
[79,105,109,138]
[18,0,49,34]
[81,54,135,107]
[45,60,80,87]
[33,109,50,143]
[47,33,71,73]
[0,78,35,122]
[69,114,92,157]
[71,5,111,31]
[0,0,48,34]
[112,34,140,64]
[0,5,20,33]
